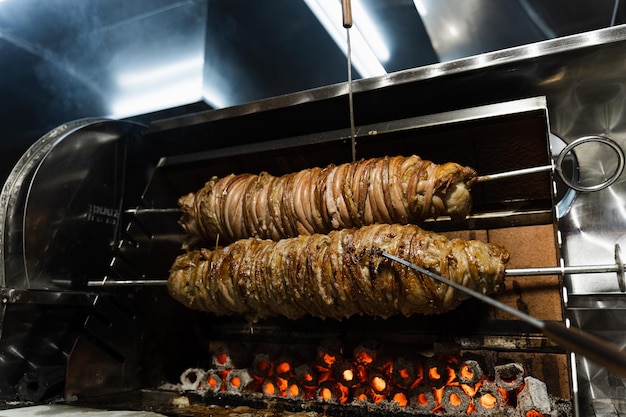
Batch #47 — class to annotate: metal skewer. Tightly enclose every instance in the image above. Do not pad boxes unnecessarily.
[476,135,625,192]
[378,250,626,379]
[85,244,626,291]
[86,279,169,287]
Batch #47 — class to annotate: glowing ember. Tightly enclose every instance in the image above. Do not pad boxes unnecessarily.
[276,377,288,395]
[353,340,378,366]
[316,339,342,371]
[460,365,473,380]
[252,353,272,380]
[456,359,484,390]
[216,353,228,365]
[262,380,276,396]
[275,360,292,376]
[205,370,222,393]
[412,386,437,412]
[480,393,497,408]
[212,346,232,369]
[391,390,408,407]
[370,375,387,393]
[355,351,374,365]
[322,354,336,367]
[316,381,349,404]
[287,381,302,398]
[353,385,370,402]
[207,376,219,389]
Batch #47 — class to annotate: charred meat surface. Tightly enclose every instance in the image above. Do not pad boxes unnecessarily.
[178,155,477,244]
[168,224,508,321]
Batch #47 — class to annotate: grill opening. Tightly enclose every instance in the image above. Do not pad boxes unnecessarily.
[1,98,574,417]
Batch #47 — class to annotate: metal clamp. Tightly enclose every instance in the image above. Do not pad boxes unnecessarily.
[616,244,625,292]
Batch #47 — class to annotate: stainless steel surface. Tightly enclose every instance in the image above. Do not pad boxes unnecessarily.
[1,119,147,290]
[0,119,107,289]
[0,405,167,416]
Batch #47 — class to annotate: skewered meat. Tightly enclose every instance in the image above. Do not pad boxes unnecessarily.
[168,223,508,321]
[178,155,477,244]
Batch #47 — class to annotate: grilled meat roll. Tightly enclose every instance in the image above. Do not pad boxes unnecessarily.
[178,155,477,244]
[168,223,508,321]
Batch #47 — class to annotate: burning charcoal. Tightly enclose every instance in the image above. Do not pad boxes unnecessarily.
[353,340,378,367]
[517,376,552,416]
[424,358,450,388]
[204,369,223,392]
[473,380,503,415]
[286,379,304,399]
[392,357,418,389]
[495,362,525,391]
[369,371,391,397]
[262,378,278,397]
[224,369,252,393]
[316,339,343,371]
[295,364,318,387]
[335,361,360,388]
[410,386,437,413]
[251,353,273,380]
[262,377,289,397]
[389,388,410,407]
[456,359,484,385]
[353,385,371,403]
[440,385,471,414]
[274,357,294,379]
[316,380,349,404]
[180,368,207,392]
[212,345,233,370]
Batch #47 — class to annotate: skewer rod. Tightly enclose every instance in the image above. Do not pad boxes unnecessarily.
[476,164,552,183]
[87,279,168,287]
[86,262,623,287]
[506,263,620,276]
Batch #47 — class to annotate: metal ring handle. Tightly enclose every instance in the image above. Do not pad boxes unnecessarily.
[555,135,625,192]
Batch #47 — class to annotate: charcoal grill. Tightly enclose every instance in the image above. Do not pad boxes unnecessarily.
[2,24,626,417]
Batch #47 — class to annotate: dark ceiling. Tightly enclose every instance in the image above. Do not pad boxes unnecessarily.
[0,0,624,182]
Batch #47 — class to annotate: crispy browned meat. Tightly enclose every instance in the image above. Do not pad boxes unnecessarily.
[168,224,508,321]
[178,155,477,244]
